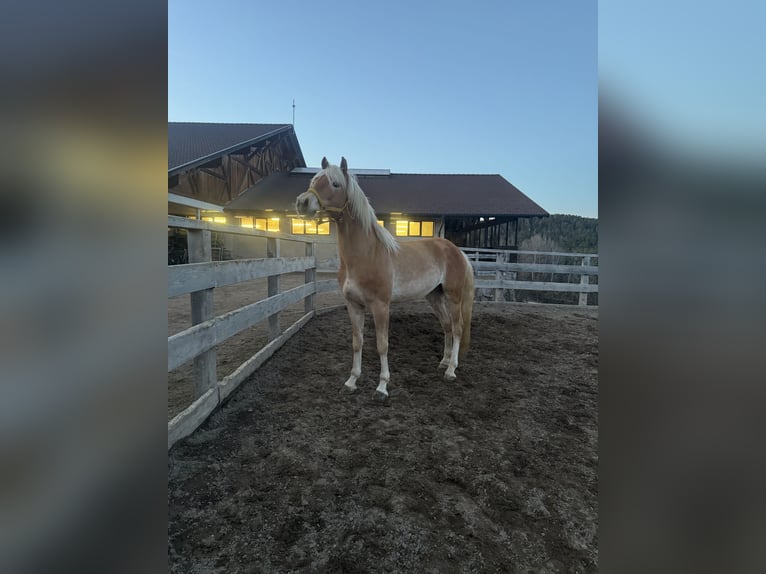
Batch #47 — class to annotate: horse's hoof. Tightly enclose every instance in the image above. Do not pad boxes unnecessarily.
[444,372,457,382]
[374,389,388,400]
[341,384,357,394]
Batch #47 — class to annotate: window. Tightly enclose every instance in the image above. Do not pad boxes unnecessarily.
[395,220,435,237]
[241,217,280,232]
[291,218,330,235]
[237,216,254,228]
[267,217,280,232]
[201,216,227,224]
[377,220,385,227]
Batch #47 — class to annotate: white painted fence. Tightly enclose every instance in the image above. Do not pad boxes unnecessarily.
[461,247,598,305]
[167,219,597,448]
[167,216,337,449]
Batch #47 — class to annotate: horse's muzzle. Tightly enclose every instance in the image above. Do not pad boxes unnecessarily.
[295,192,318,217]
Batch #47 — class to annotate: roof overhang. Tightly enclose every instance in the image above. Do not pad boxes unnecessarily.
[168,192,224,212]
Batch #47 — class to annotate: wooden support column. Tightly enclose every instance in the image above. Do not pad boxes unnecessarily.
[267,237,281,340]
[579,256,591,306]
[187,228,216,397]
[305,242,316,313]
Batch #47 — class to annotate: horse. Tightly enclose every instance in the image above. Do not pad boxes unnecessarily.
[295,157,474,398]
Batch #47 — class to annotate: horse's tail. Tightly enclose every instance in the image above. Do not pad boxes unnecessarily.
[459,252,475,359]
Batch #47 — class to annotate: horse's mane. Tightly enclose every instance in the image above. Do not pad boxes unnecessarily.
[324,165,400,254]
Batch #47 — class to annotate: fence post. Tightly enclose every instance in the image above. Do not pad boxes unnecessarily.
[267,237,281,340]
[305,241,316,313]
[508,249,516,302]
[579,255,591,306]
[494,252,504,302]
[187,228,216,397]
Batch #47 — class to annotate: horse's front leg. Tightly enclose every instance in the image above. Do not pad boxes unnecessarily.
[343,302,365,392]
[370,301,391,398]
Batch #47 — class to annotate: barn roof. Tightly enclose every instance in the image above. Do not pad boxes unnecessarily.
[224,170,548,217]
[168,122,304,174]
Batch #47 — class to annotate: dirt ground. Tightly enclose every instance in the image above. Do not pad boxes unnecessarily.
[168,302,598,573]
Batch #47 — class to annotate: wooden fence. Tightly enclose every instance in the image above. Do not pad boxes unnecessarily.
[167,216,337,448]
[462,247,598,305]
[167,220,597,448]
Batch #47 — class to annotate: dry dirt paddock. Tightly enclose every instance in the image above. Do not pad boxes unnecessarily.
[168,299,598,573]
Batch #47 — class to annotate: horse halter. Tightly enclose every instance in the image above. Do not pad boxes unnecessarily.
[305,186,348,215]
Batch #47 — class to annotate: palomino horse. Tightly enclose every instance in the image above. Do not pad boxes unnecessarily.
[295,157,474,398]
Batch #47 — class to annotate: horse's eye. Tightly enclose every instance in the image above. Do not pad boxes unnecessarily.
[332,182,340,188]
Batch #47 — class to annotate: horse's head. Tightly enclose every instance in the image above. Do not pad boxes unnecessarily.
[295,156,349,218]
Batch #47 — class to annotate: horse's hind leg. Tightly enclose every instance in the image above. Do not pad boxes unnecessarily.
[443,295,464,382]
[426,290,452,369]
[343,302,365,391]
[370,300,391,398]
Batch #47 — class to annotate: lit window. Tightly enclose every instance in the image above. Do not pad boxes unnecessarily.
[201,216,213,222]
[213,216,227,224]
[291,218,331,235]
[395,219,434,237]
[377,220,385,227]
[254,218,267,231]
[238,216,254,228]
[267,217,280,232]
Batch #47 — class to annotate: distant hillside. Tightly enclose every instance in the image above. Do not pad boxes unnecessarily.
[517,214,598,253]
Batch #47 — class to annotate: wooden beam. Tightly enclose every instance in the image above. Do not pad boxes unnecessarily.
[304,242,316,313]
[579,256,591,306]
[168,282,315,371]
[471,261,599,275]
[267,237,281,341]
[168,256,316,298]
[475,280,599,293]
[187,229,216,397]
[199,167,226,181]
[220,156,231,199]
[167,387,218,449]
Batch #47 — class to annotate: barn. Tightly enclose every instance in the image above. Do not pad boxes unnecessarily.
[224,167,548,251]
[168,122,548,261]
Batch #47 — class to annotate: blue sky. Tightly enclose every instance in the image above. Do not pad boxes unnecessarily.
[169,0,597,217]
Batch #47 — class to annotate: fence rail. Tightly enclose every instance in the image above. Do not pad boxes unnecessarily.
[461,247,598,305]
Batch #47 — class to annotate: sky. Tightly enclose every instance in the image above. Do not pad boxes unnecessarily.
[169,0,598,218]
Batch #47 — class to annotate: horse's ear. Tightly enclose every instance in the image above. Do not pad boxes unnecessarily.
[340,157,348,175]
[321,157,329,169]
